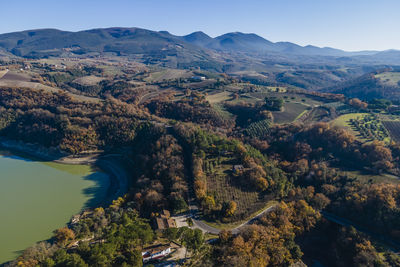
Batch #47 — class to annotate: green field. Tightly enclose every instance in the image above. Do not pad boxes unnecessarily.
[375,72,400,87]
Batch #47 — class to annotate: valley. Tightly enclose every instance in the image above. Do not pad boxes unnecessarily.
[1,27,400,267]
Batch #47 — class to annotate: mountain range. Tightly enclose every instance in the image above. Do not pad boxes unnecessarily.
[0,27,397,60]
[2,27,400,93]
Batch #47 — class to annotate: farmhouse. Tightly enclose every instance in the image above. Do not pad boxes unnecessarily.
[142,244,172,262]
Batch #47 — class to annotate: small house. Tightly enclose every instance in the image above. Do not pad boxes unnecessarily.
[142,244,172,262]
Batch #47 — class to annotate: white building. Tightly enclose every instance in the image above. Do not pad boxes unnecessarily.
[142,244,172,262]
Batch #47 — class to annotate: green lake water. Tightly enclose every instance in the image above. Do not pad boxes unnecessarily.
[0,150,110,264]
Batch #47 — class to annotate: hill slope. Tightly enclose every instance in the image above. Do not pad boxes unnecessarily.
[324,70,400,100]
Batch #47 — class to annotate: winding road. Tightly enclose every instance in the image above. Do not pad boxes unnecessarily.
[189,204,276,235]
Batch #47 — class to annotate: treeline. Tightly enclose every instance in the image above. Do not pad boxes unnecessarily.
[0,87,148,153]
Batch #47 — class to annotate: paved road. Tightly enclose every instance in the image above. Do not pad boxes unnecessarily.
[189,204,276,235]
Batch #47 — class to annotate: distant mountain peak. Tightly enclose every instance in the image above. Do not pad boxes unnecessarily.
[181,31,213,46]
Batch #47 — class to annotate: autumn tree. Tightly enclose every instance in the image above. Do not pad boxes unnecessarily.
[54,227,75,246]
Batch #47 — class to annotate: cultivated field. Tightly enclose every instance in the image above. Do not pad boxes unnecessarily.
[382,120,400,142]
[333,113,390,143]
[0,71,31,82]
[272,102,308,124]
[244,119,272,138]
[204,157,266,220]
[301,107,331,123]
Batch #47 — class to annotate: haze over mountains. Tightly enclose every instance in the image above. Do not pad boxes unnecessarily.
[0,27,397,61]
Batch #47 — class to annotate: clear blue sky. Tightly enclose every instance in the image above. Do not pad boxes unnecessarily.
[2,0,400,51]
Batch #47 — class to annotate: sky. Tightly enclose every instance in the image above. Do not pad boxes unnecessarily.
[1,0,400,51]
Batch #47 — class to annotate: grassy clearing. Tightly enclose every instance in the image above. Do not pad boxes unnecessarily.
[72,75,105,86]
[332,113,369,140]
[206,91,232,104]
[375,72,400,87]
[333,113,368,128]
[248,91,325,107]
[341,170,400,184]
[272,102,309,124]
[144,69,192,82]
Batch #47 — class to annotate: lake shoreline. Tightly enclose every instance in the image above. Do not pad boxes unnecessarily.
[0,138,130,205]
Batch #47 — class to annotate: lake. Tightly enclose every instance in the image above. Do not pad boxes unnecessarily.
[0,150,110,264]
